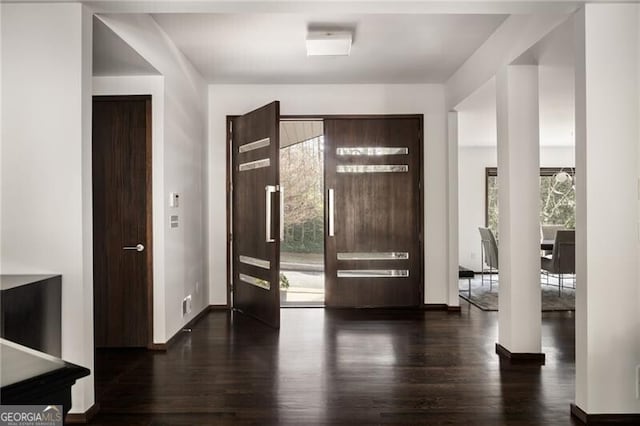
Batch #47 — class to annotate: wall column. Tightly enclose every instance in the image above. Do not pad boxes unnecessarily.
[573,4,640,419]
[1,3,94,413]
[495,64,543,360]
[447,111,460,308]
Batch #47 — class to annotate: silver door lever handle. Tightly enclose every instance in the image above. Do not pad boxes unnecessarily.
[123,243,145,252]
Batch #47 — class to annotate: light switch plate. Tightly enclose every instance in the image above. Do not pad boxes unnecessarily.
[170,215,179,228]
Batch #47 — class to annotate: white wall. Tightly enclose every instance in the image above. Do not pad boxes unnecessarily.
[92,75,167,343]
[208,84,449,304]
[458,146,496,272]
[537,24,575,147]
[458,146,574,271]
[95,14,208,342]
[0,3,94,413]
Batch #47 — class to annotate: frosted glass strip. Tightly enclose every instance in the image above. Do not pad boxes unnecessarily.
[239,255,270,269]
[337,269,409,278]
[337,147,408,156]
[239,273,270,290]
[337,252,409,260]
[239,158,270,171]
[239,137,270,153]
[336,165,408,173]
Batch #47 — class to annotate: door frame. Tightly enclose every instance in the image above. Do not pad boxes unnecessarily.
[92,95,154,348]
[226,114,424,307]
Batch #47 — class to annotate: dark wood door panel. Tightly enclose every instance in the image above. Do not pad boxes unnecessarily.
[233,167,272,264]
[335,173,417,247]
[325,117,422,308]
[232,101,281,328]
[328,279,418,307]
[93,96,152,348]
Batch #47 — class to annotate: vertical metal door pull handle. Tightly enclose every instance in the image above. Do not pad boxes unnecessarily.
[280,185,285,241]
[265,185,277,243]
[123,244,145,252]
[328,188,335,237]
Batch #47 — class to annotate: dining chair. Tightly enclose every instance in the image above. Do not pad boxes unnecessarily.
[541,224,565,240]
[540,224,565,255]
[540,230,575,295]
[478,227,499,291]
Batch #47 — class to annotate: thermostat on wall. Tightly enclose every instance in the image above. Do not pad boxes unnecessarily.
[170,192,180,208]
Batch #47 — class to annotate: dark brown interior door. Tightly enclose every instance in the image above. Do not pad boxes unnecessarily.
[93,95,152,347]
[324,117,423,307]
[232,101,281,328]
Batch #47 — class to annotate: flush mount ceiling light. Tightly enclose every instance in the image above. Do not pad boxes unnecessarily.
[306,31,352,56]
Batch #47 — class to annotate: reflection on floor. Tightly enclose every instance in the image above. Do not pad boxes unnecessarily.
[92,304,578,425]
[281,251,324,305]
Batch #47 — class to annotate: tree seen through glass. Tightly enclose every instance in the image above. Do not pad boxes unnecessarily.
[280,136,324,254]
[486,168,575,236]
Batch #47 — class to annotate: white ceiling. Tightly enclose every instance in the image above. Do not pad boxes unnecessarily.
[152,13,507,84]
[93,17,159,76]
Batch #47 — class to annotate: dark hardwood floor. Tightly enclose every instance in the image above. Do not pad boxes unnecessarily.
[91,300,579,425]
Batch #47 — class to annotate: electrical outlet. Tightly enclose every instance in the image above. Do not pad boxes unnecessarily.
[182,295,192,316]
[196,281,200,293]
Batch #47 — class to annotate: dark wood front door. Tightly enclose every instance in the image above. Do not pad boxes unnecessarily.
[324,117,423,307]
[93,96,152,347]
[232,102,281,328]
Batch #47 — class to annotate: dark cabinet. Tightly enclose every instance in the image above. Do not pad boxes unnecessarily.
[0,274,62,357]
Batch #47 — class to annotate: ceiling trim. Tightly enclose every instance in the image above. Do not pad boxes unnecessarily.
[74,1,583,15]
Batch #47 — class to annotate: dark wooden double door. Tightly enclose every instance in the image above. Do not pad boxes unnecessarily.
[232,103,422,327]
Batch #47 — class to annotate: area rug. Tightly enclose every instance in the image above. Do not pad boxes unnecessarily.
[459,274,575,311]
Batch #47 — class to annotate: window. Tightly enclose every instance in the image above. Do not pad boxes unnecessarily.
[485,167,575,235]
